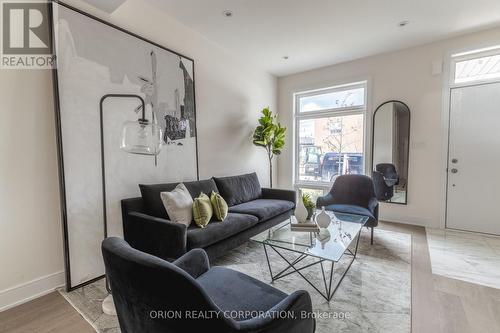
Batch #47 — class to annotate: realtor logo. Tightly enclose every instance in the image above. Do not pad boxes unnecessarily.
[1,0,55,69]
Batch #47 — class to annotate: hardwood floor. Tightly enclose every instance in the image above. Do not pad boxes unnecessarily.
[378,221,443,333]
[379,221,500,333]
[0,222,499,332]
[0,292,94,333]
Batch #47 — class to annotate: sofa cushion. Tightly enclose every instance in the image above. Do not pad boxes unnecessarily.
[186,213,259,249]
[197,266,286,320]
[183,179,219,198]
[324,204,375,224]
[213,173,262,206]
[140,179,218,219]
[229,199,295,222]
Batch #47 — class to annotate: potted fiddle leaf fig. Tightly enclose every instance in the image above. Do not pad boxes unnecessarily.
[253,107,286,188]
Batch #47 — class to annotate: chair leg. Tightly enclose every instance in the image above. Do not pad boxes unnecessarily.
[370,227,374,245]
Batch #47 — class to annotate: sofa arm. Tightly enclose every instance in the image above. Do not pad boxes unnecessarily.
[121,197,144,214]
[123,211,187,261]
[261,188,297,206]
[174,248,210,279]
[236,290,315,333]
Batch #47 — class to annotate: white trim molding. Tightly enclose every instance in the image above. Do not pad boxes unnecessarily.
[0,271,65,312]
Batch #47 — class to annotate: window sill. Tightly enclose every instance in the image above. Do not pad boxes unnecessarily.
[294,181,333,189]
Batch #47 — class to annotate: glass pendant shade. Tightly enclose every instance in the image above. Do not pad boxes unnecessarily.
[120,119,162,156]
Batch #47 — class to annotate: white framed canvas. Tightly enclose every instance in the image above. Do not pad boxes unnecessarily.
[51,1,198,290]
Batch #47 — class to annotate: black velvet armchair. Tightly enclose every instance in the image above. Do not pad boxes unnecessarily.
[102,237,315,333]
[372,171,394,201]
[316,175,379,244]
[375,163,399,187]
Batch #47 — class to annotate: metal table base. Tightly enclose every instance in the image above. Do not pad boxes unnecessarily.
[262,231,361,301]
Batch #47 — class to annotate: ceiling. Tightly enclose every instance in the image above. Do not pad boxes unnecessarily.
[83,0,126,13]
[143,0,500,77]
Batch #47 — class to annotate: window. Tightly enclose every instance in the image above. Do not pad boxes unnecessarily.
[298,188,325,203]
[294,82,366,190]
[452,47,500,84]
[299,87,365,112]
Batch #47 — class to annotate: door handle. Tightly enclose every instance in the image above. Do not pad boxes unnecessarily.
[451,168,458,174]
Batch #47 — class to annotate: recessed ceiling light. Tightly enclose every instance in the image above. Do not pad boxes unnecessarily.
[398,20,410,27]
[282,56,289,60]
[222,10,233,17]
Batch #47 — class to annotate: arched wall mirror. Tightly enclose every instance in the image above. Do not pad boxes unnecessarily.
[372,101,410,204]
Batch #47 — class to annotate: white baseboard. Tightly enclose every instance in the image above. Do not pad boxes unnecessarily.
[0,271,65,312]
[379,214,434,228]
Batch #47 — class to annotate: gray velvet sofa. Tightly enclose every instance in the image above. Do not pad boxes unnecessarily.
[121,173,296,260]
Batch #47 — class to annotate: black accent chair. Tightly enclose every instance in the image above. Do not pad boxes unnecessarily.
[372,171,394,201]
[102,237,315,333]
[375,163,399,187]
[316,175,379,244]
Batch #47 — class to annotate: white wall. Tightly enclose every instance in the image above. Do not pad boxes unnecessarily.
[0,0,276,310]
[277,26,500,228]
[84,0,278,183]
[0,70,65,311]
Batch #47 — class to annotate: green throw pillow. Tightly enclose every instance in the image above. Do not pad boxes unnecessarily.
[210,191,228,221]
[192,193,213,228]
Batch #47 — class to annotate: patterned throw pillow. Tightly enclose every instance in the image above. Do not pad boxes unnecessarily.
[192,193,213,228]
[210,191,228,221]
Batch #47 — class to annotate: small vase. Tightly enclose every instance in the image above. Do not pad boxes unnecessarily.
[316,206,331,229]
[295,196,308,223]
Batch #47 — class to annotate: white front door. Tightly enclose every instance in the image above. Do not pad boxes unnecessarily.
[447,82,500,235]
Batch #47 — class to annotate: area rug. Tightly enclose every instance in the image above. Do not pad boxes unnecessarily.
[59,228,411,333]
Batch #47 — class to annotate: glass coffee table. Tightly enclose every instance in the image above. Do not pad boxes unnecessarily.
[251,211,368,301]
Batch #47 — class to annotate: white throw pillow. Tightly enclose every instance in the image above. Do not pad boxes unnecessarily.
[160,183,193,227]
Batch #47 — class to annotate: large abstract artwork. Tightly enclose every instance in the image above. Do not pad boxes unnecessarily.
[52,2,198,290]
